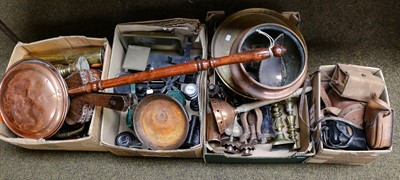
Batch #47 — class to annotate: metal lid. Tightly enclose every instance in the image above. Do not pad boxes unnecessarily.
[133,94,188,150]
[0,59,69,139]
[182,83,199,100]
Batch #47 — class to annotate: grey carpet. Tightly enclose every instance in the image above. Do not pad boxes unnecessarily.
[0,0,399,179]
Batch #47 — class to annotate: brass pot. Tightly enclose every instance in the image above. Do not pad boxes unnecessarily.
[211,8,307,99]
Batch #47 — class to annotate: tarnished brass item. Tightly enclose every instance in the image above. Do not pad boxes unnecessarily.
[239,108,263,145]
[0,60,69,139]
[271,103,294,147]
[25,47,103,67]
[222,116,241,154]
[240,140,255,156]
[54,56,90,77]
[133,94,189,150]
[284,98,300,150]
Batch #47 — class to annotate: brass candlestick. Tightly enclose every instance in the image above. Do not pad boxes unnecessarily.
[271,103,294,147]
[55,56,90,77]
[285,98,300,150]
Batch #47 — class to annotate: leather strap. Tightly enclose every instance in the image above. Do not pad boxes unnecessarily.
[320,83,332,107]
[338,103,365,127]
[319,80,365,128]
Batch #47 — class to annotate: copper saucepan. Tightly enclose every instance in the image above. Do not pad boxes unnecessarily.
[0,46,286,140]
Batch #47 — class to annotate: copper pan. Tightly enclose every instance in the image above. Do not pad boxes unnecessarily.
[0,46,285,139]
[133,94,188,150]
[211,8,304,99]
[229,23,307,100]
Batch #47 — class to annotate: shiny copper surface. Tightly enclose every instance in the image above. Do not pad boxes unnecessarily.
[211,8,306,99]
[206,113,221,147]
[133,94,189,150]
[210,99,236,134]
[0,59,69,139]
[229,23,307,100]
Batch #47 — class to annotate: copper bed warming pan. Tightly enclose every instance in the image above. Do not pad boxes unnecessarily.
[0,45,286,140]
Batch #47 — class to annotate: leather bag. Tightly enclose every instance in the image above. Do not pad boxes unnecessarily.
[329,64,385,102]
[315,116,368,150]
[364,93,394,149]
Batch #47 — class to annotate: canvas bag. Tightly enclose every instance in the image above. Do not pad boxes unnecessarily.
[329,64,385,102]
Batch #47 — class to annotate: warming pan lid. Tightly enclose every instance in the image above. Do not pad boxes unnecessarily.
[0,59,69,139]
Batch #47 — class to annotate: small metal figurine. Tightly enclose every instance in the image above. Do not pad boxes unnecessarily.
[284,98,300,150]
[271,103,294,148]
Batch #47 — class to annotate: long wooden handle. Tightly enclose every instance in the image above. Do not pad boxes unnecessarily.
[68,45,286,95]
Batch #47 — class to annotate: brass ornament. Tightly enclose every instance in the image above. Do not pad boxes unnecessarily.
[284,98,300,150]
[271,103,294,147]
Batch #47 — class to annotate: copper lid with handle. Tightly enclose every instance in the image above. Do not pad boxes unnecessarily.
[0,59,69,139]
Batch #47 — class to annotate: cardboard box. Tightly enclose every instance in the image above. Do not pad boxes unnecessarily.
[203,91,314,163]
[306,65,392,165]
[0,36,111,151]
[100,18,207,158]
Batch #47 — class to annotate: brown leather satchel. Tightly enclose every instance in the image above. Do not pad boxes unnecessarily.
[364,93,393,149]
[329,64,385,102]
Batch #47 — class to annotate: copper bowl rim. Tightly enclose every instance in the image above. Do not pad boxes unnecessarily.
[211,8,307,99]
[0,59,69,139]
[229,23,308,100]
